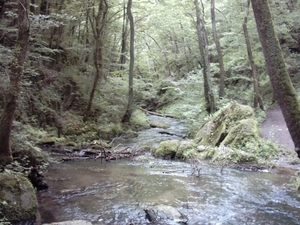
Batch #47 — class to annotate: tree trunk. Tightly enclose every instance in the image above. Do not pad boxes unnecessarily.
[243,0,264,110]
[194,0,216,114]
[119,0,128,70]
[122,0,134,123]
[251,0,300,157]
[84,0,108,121]
[210,0,225,99]
[0,0,30,165]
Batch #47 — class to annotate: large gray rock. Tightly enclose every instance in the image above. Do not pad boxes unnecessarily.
[144,204,188,224]
[0,171,37,223]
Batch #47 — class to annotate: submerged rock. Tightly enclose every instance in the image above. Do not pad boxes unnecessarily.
[144,204,188,224]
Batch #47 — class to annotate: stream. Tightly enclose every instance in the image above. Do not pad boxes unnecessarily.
[38,115,300,225]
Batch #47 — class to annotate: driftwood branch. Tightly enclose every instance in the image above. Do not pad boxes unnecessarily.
[140,108,179,119]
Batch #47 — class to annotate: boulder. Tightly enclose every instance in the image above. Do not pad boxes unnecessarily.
[153,139,180,159]
[195,102,277,159]
[0,172,37,224]
[153,139,199,160]
[195,102,255,147]
[144,204,188,224]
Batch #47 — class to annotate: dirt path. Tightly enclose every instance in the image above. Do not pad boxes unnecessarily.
[259,104,294,150]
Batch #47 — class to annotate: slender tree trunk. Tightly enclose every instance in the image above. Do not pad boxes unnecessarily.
[194,0,215,114]
[119,0,128,70]
[85,4,90,63]
[251,0,300,157]
[84,0,108,121]
[0,0,30,165]
[210,0,225,99]
[122,0,134,123]
[243,0,264,110]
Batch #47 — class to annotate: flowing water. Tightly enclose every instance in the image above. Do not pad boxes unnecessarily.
[38,115,300,225]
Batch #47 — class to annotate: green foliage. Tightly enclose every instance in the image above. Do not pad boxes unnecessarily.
[159,71,207,137]
[130,109,150,130]
[10,122,52,166]
[0,0,299,166]
[287,173,300,190]
[212,146,258,164]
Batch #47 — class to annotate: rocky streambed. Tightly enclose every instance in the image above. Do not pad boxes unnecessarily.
[37,109,300,225]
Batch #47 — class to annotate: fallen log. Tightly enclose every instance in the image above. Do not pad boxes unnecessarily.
[62,157,90,161]
[158,131,186,138]
[140,108,179,119]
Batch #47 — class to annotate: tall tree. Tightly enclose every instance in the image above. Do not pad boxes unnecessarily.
[251,0,300,157]
[210,0,225,98]
[0,0,30,165]
[194,0,215,114]
[119,0,128,70]
[122,0,134,123]
[243,0,264,110]
[84,0,108,121]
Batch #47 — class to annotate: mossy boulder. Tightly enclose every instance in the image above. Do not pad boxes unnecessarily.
[212,146,258,163]
[0,172,37,224]
[176,140,198,159]
[195,102,255,146]
[150,120,170,129]
[153,139,198,160]
[195,102,277,159]
[153,139,180,159]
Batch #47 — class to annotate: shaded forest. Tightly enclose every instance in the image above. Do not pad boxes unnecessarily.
[0,0,300,165]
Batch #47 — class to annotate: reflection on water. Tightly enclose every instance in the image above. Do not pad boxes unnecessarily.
[38,159,300,225]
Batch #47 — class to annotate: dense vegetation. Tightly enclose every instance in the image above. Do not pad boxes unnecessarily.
[0,0,299,166]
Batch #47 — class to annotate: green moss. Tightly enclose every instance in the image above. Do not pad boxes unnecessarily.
[194,102,277,161]
[176,140,197,159]
[222,118,258,147]
[150,120,170,129]
[130,109,150,130]
[195,102,254,146]
[98,123,124,140]
[153,140,180,158]
[0,172,37,223]
[212,146,258,163]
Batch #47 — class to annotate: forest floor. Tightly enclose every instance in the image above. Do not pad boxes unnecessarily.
[259,104,299,170]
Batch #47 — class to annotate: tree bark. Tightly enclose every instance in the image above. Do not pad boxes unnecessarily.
[0,0,30,165]
[210,0,225,99]
[243,0,264,110]
[84,0,108,121]
[119,0,128,70]
[122,0,134,123]
[194,0,215,114]
[251,0,300,156]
